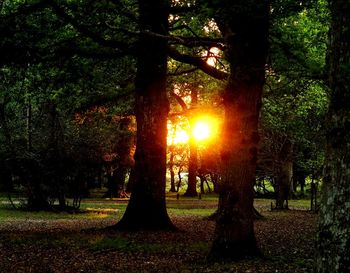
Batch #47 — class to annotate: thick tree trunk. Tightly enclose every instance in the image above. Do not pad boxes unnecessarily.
[315,1,350,272]
[114,0,174,231]
[208,0,269,260]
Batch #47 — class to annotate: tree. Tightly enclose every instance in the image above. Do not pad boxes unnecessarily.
[208,0,269,259]
[0,0,138,209]
[258,0,329,207]
[114,0,175,230]
[315,0,350,271]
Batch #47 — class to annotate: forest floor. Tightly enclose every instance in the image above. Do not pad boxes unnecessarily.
[0,197,317,273]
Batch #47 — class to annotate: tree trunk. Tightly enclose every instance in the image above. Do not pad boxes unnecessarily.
[275,139,293,209]
[169,149,176,192]
[126,167,135,192]
[114,0,174,231]
[104,117,133,198]
[210,172,219,193]
[26,95,33,151]
[184,89,198,197]
[199,175,206,194]
[208,0,269,260]
[104,166,128,198]
[184,140,198,196]
[315,1,350,271]
[177,168,182,192]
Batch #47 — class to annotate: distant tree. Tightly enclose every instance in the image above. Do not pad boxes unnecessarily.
[103,116,135,198]
[258,0,329,207]
[0,0,137,209]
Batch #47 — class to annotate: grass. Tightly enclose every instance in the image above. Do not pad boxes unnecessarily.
[168,208,215,217]
[0,196,317,273]
[0,203,118,221]
[0,193,313,222]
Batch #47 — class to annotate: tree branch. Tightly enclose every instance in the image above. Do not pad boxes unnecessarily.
[143,30,224,49]
[108,0,138,23]
[0,0,50,18]
[170,91,188,111]
[168,67,198,76]
[168,47,228,80]
[48,0,132,51]
[169,4,199,14]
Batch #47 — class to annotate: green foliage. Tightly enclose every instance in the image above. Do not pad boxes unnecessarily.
[259,0,329,181]
[270,0,329,79]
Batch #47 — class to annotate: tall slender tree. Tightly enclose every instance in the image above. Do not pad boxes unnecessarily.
[315,0,350,272]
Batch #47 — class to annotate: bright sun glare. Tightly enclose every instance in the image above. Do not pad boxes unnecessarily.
[192,121,210,141]
[169,117,217,145]
[173,130,189,144]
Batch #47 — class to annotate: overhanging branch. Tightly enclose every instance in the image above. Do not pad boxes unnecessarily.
[170,91,188,111]
[49,0,132,51]
[168,47,228,80]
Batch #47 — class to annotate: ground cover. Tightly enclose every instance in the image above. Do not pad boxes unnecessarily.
[0,198,317,273]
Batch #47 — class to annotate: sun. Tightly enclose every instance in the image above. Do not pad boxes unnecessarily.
[168,116,219,145]
[192,121,210,141]
[192,116,219,142]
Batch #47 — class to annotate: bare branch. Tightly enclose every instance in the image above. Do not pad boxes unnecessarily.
[168,47,228,80]
[170,91,188,111]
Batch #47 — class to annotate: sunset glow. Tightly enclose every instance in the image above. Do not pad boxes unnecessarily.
[192,121,210,141]
[173,130,189,144]
[168,116,219,146]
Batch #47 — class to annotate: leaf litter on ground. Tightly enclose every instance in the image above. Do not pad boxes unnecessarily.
[0,202,317,273]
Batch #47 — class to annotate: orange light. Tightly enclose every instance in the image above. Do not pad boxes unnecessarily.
[168,116,219,145]
[192,121,210,141]
[173,130,189,144]
[192,116,218,142]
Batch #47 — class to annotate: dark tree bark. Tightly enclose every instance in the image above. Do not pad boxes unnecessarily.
[169,147,177,192]
[208,0,269,260]
[114,0,175,231]
[293,165,306,195]
[177,167,183,192]
[125,166,135,192]
[315,0,350,272]
[184,89,198,197]
[184,138,198,196]
[274,139,293,209]
[104,117,133,198]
